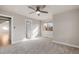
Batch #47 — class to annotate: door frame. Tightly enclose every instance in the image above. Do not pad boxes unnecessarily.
[26,20,32,39]
[0,14,13,44]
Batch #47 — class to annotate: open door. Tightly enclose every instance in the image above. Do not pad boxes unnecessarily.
[0,16,11,46]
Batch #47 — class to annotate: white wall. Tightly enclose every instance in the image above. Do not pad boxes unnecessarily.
[53,9,79,47]
[0,10,26,44]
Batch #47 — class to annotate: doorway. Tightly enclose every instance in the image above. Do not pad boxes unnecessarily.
[26,19,41,39]
[0,16,11,46]
[26,20,31,39]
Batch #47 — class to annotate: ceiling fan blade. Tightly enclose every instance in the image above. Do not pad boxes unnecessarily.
[28,6,35,10]
[29,11,35,14]
[40,11,48,13]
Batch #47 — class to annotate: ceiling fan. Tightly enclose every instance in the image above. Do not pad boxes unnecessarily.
[28,5,48,16]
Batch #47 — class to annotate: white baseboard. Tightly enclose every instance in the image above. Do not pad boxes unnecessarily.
[44,37,79,48]
[52,40,79,48]
[12,40,22,44]
[12,37,79,49]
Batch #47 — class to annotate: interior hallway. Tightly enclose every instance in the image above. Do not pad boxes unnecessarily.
[0,37,79,54]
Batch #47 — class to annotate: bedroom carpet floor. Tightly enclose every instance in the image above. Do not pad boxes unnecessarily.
[0,37,79,54]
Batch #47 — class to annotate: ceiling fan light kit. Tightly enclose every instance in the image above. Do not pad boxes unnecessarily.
[36,11,40,16]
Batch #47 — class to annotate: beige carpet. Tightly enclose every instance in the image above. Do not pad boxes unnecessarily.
[0,37,79,54]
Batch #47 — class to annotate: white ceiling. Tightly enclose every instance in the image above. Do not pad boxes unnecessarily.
[0,5,79,20]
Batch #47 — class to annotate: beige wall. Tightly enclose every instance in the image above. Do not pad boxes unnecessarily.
[53,9,79,46]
